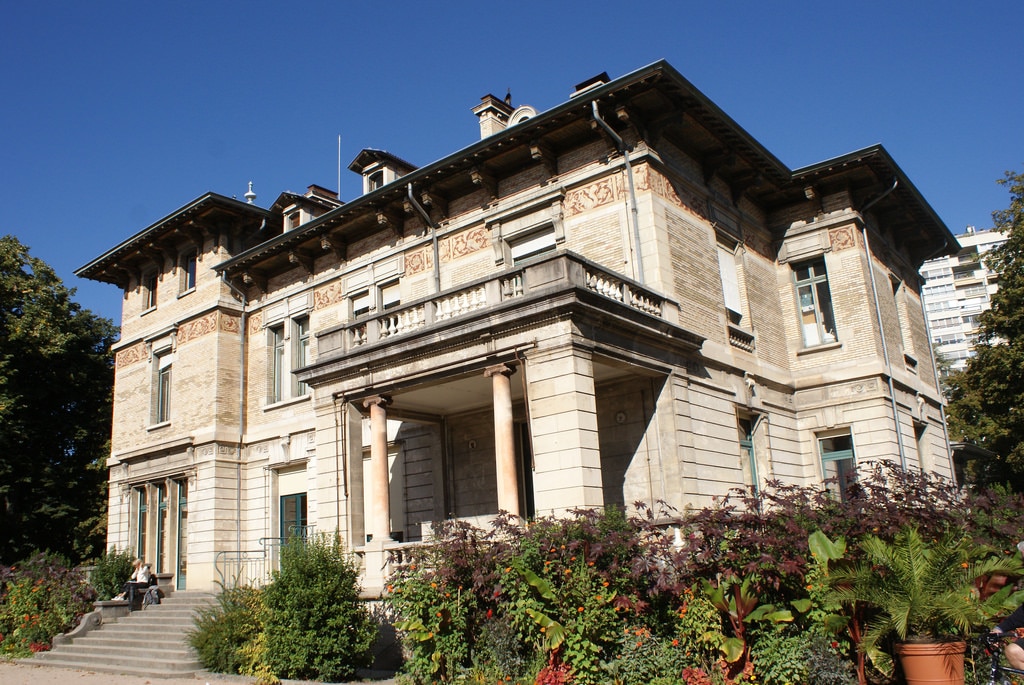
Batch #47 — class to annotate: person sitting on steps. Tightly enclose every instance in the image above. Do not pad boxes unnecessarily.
[120,559,153,610]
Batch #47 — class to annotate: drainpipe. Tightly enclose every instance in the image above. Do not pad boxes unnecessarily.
[591,101,644,284]
[221,273,248,551]
[407,183,441,293]
[859,179,907,469]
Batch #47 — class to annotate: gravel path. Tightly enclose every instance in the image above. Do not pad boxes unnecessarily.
[0,661,397,685]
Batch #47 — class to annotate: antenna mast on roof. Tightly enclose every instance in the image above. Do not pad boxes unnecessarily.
[337,135,342,200]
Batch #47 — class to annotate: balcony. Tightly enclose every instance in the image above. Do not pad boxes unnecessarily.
[316,252,676,359]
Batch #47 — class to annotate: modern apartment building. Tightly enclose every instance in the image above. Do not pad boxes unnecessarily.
[77,61,958,594]
[920,227,1007,374]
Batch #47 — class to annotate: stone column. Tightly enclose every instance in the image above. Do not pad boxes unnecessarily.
[486,363,520,519]
[363,395,392,542]
[526,343,604,514]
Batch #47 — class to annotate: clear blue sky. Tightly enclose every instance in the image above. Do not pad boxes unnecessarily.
[3,1,1022,325]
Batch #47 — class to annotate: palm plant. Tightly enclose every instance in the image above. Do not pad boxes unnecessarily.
[826,525,1024,676]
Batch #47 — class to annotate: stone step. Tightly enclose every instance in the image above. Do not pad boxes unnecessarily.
[24,589,214,678]
[65,635,189,650]
[104,615,196,628]
[29,652,202,676]
[43,642,194,660]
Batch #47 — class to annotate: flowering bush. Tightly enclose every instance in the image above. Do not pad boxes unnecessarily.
[0,552,96,657]
[384,463,1024,685]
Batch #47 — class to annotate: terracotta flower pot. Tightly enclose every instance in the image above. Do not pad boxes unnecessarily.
[894,640,966,685]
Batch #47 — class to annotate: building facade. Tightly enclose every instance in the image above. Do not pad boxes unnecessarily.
[77,61,957,594]
[920,227,1007,374]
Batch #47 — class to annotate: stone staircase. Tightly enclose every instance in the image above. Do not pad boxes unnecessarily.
[26,590,216,678]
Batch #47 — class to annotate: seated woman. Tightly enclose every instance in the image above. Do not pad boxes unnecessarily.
[121,559,152,609]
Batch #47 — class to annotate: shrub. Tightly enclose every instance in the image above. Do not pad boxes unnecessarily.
[262,533,376,682]
[187,584,265,676]
[385,463,1024,684]
[0,552,96,656]
[804,636,858,685]
[88,548,134,600]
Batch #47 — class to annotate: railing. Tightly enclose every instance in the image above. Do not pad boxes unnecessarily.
[214,525,316,588]
[215,549,271,588]
[321,253,669,356]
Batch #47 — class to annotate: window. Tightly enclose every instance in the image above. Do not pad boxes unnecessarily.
[351,290,371,318]
[280,493,307,542]
[175,479,188,591]
[180,250,197,292]
[293,317,310,397]
[915,421,929,469]
[288,211,301,230]
[819,433,856,500]
[270,325,285,403]
[268,316,313,404]
[156,483,168,573]
[367,170,384,192]
[794,259,837,346]
[380,281,401,311]
[154,351,172,423]
[509,226,557,264]
[143,271,158,311]
[136,486,148,558]
[718,236,743,324]
[738,417,758,494]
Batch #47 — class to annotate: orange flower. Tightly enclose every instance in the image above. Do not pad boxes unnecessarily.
[578,606,584,612]
[672,639,679,646]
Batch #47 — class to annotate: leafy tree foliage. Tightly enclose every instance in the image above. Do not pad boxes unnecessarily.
[0,236,117,563]
[947,170,1024,489]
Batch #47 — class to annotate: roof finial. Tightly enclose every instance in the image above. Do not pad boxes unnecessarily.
[244,181,257,204]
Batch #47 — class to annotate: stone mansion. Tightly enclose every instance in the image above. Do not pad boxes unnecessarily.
[77,60,958,594]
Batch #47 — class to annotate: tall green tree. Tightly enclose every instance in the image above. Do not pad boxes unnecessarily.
[947,170,1024,489]
[0,236,117,563]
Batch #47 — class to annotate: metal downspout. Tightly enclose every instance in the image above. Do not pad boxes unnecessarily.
[222,273,248,551]
[860,179,907,469]
[408,183,440,293]
[591,100,644,284]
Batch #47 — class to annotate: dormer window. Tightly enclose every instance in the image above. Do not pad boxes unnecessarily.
[348,149,418,196]
[288,211,302,230]
[367,171,384,192]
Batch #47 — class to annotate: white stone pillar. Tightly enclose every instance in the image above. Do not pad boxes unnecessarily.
[526,344,604,514]
[486,363,520,519]
[363,395,392,542]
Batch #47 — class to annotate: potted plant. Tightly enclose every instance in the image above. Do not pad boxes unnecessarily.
[825,524,1023,685]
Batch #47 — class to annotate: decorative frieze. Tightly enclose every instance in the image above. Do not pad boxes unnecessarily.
[441,226,488,261]
[405,246,433,275]
[176,312,218,346]
[248,311,263,334]
[115,341,148,368]
[564,173,625,216]
[314,282,345,311]
[827,379,879,399]
[829,226,857,252]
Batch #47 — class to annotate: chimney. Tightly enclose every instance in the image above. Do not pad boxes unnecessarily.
[571,72,610,98]
[472,93,514,139]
